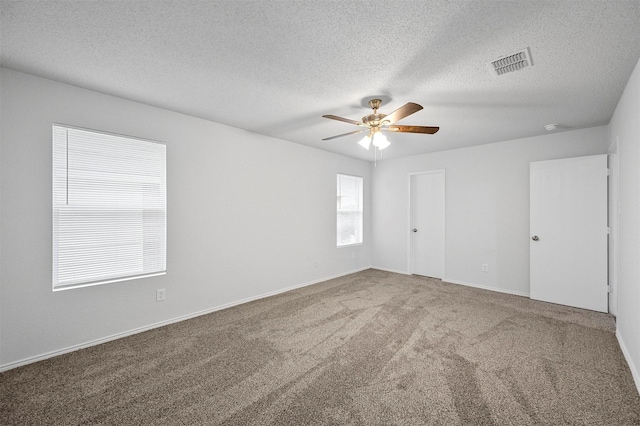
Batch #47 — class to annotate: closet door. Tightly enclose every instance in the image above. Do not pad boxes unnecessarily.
[530,155,608,312]
[410,170,445,279]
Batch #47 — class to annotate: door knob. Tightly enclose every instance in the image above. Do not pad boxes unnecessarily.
[412,228,418,233]
[531,235,539,241]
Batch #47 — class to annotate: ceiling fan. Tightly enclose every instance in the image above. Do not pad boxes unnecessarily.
[322,99,439,150]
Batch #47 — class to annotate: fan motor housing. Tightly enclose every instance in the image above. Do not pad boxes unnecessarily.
[362,113,387,127]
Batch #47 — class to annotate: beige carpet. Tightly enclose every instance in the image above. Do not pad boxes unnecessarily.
[1,269,639,425]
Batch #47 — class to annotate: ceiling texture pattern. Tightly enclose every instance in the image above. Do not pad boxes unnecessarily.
[1,0,639,161]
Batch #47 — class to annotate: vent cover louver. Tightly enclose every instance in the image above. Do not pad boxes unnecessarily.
[488,47,533,76]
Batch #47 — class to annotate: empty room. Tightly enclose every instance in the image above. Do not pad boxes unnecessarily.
[1,1,640,424]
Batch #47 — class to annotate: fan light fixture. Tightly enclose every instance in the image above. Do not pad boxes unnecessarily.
[358,134,371,150]
[322,99,439,157]
[358,129,390,150]
[372,131,390,150]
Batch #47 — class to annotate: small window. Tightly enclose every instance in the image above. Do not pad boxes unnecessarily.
[52,125,166,290]
[337,174,363,246]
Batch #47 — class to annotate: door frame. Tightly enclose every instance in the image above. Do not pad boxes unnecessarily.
[407,169,446,276]
[608,143,619,316]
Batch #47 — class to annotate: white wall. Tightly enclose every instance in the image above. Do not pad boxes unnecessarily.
[0,68,371,369]
[608,57,640,390]
[2,62,637,390]
[371,127,609,296]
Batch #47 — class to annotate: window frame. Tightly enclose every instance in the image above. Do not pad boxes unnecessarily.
[52,124,167,291]
[336,173,364,247]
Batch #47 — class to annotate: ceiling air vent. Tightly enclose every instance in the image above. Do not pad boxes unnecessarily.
[487,47,533,77]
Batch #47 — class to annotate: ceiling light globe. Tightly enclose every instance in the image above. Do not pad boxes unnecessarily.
[372,132,390,150]
[358,135,372,150]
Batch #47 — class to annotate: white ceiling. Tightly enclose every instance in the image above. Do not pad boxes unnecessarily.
[1,1,639,161]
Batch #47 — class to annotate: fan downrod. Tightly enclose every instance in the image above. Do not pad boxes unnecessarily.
[362,99,387,126]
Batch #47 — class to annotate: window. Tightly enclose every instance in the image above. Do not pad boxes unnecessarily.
[52,124,166,290]
[337,174,363,246]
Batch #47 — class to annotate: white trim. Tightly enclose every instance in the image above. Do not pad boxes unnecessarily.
[616,330,640,395]
[407,169,446,276]
[337,243,363,248]
[0,267,370,373]
[52,122,167,146]
[443,278,530,298]
[53,271,166,292]
[371,266,410,275]
[373,269,530,298]
[607,144,619,316]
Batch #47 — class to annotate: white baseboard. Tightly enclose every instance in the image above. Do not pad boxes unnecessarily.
[371,266,529,297]
[370,269,530,298]
[443,278,530,298]
[616,330,640,395]
[371,266,410,275]
[0,267,371,373]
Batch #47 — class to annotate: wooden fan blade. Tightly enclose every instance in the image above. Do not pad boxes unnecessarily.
[387,125,439,134]
[382,102,423,124]
[322,129,368,141]
[322,114,366,126]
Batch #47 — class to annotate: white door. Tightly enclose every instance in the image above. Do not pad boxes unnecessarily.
[410,171,445,278]
[530,155,608,312]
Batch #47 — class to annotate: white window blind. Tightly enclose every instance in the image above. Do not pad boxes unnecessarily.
[53,125,166,290]
[337,174,363,246]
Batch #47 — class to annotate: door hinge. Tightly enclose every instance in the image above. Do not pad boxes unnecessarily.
[607,227,612,235]
[607,285,612,294]
[607,168,612,176]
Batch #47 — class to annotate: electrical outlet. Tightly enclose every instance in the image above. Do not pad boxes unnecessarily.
[481,264,489,272]
[156,289,166,302]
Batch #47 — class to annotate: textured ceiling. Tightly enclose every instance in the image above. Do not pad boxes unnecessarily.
[1,0,639,161]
